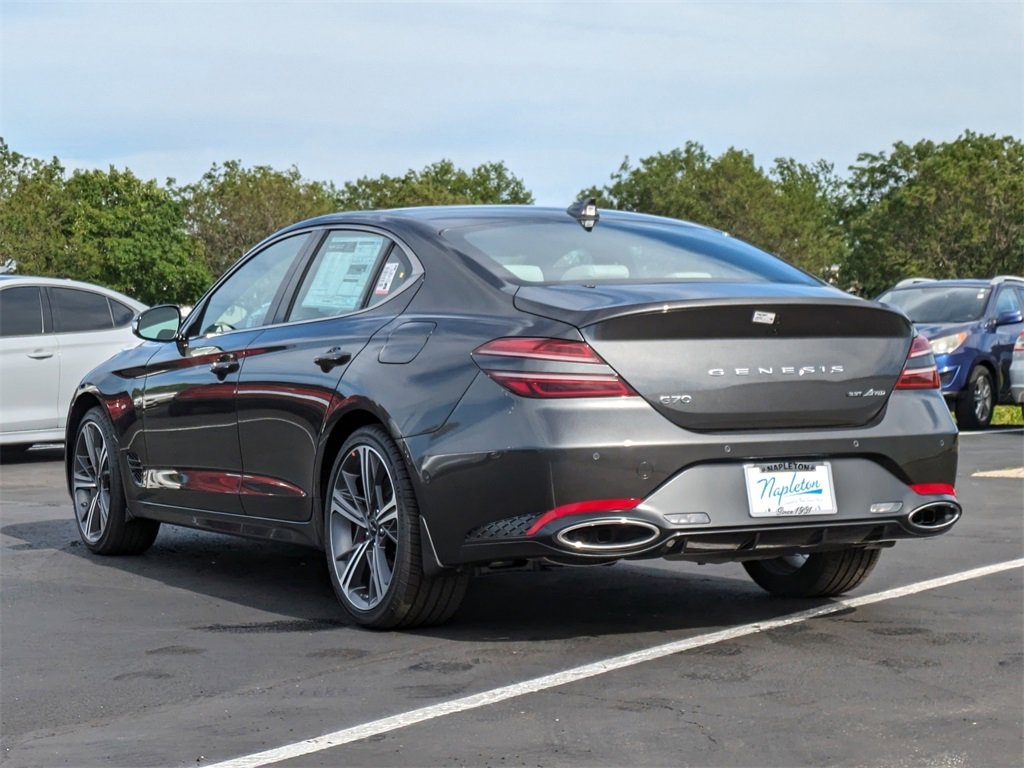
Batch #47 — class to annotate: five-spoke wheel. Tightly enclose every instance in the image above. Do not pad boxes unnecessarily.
[71,407,159,555]
[325,426,468,628]
[72,418,112,545]
[955,366,994,430]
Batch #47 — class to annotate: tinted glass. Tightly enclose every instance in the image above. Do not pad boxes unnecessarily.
[0,286,45,337]
[51,287,114,332]
[878,286,990,323]
[367,246,413,308]
[288,232,388,321]
[442,219,819,285]
[110,299,136,327]
[994,286,1022,315]
[196,234,308,336]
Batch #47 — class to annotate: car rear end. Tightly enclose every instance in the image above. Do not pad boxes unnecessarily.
[404,211,960,570]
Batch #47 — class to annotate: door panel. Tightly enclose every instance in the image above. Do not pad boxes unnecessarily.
[0,286,60,437]
[236,316,391,521]
[137,331,265,515]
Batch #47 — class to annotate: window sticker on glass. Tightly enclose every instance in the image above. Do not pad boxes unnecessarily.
[300,235,384,313]
[375,262,400,295]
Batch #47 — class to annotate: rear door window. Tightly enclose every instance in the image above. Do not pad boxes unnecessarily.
[0,286,46,337]
[287,232,390,321]
[50,288,115,333]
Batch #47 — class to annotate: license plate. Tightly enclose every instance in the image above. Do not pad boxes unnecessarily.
[743,461,837,517]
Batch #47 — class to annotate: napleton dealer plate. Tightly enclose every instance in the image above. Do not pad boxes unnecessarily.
[743,461,838,517]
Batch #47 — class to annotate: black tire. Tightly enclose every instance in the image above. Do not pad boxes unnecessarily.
[742,548,881,597]
[71,407,159,555]
[324,425,469,629]
[955,366,994,430]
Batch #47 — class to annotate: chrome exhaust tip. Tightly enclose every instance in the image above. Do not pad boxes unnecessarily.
[554,517,661,553]
[905,501,962,533]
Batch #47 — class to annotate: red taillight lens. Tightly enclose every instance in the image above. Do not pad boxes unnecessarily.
[484,371,636,398]
[896,335,940,389]
[474,337,638,399]
[474,337,605,364]
[1014,332,1024,353]
[526,498,643,536]
[911,483,956,497]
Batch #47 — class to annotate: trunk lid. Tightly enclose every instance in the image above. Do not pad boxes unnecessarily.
[515,283,913,431]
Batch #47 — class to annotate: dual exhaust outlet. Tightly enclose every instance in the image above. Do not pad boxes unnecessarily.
[548,501,963,554]
[904,501,962,534]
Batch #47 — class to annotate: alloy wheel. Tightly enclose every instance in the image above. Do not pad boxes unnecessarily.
[328,444,399,611]
[72,420,111,544]
[972,375,993,424]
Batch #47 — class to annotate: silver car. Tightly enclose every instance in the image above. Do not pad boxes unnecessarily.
[0,276,145,454]
[1010,331,1024,415]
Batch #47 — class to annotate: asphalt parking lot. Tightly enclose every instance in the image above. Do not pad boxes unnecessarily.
[1,430,1022,768]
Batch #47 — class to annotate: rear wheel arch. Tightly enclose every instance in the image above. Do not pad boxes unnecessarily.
[316,407,404,544]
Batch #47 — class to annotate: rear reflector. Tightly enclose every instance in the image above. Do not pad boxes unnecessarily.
[526,498,643,536]
[911,483,956,497]
[896,335,940,389]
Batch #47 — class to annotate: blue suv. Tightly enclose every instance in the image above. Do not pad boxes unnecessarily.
[877,276,1024,429]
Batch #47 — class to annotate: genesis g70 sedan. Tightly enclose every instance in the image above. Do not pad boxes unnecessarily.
[65,202,961,628]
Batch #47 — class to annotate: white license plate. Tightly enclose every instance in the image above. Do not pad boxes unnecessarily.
[743,461,837,517]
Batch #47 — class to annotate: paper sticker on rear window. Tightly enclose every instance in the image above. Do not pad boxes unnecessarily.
[375,262,400,295]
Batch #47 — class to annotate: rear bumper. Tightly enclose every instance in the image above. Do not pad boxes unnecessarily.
[405,374,959,567]
[456,457,959,565]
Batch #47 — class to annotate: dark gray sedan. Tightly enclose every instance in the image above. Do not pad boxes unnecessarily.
[65,202,960,628]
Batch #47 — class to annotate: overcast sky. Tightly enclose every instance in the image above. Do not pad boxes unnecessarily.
[1,1,1021,205]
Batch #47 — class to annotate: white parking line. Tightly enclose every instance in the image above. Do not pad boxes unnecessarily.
[202,558,1024,768]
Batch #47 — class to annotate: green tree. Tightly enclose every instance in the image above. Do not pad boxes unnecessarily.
[581,142,847,280]
[336,159,533,210]
[0,142,208,305]
[174,161,339,278]
[61,168,209,305]
[0,138,68,275]
[841,132,1024,296]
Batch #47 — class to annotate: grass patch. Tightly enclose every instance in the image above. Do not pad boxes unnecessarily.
[992,405,1024,426]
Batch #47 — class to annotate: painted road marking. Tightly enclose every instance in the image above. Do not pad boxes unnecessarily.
[202,558,1024,768]
[972,467,1024,478]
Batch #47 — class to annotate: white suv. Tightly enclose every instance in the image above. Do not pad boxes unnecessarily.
[0,276,146,453]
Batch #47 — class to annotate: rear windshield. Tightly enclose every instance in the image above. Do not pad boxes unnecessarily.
[439,218,820,285]
[877,286,990,323]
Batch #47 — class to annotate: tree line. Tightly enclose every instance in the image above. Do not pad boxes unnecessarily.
[1,132,1020,306]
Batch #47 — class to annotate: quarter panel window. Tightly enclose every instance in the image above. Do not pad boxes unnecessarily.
[196,234,309,336]
[110,300,136,327]
[0,286,45,337]
[994,287,1022,315]
[367,246,414,308]
[288,232,389,321]
[51,288,114,332]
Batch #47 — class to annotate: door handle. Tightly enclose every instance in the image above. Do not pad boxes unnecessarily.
[27,349,54,360]
[210,355,240,379]
[314,347,352,373]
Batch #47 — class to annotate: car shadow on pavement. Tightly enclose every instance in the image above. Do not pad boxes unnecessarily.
[2,516,826,642]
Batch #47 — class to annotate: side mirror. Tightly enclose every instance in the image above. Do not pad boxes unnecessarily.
[995,309,1024,327]
[134,305,182,341]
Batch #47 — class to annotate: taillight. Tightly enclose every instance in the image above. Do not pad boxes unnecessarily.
[1014,332,1024,353]
[896,335,940,389]
[526,498,643,536]
[911,483,956,496]
[473,337,638,398]
[473,337,605,363]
